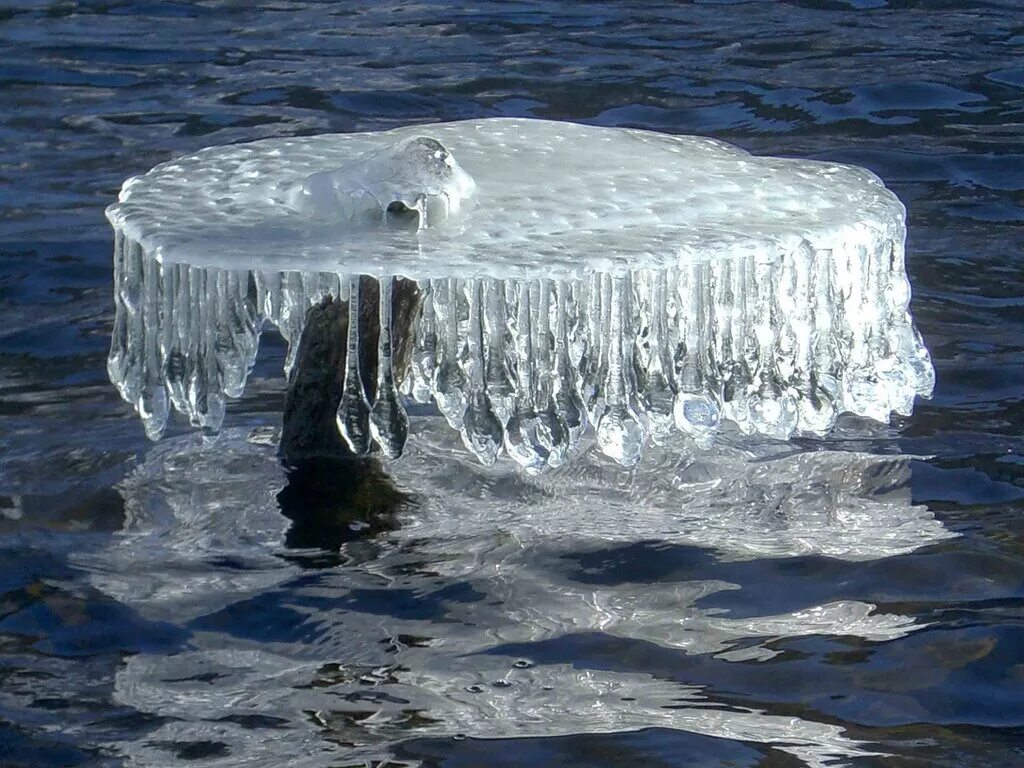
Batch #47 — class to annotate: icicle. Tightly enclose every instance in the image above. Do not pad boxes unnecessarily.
[258,270,282,324]
[163,264,188,417]
[177,266,202,426]
[180,266,201,426]
[580,272,606,424]
[432,277,468,428]
[213,270,243,399]
[747,255,797,440]
[482,276,515,426]
[459,278,503,465]
[193,266,226,437]
[577,276,598,421]
[137,252,169,440]
[554,279,586,445]
[110,235,146,408]
[280,271,308,378]
[410,279,437,403]
[809,245,843,422]
[235,271,261,375]
[596,274,645,466]
[504,281,549,472]
[106,231,131,401]
[673,262,720,447]
[336,276,372,454]
[787,243,835,433]
[567,280,586,369]
[871,241,917,417]
[830,243,859,417]
[640,269,675,443]
[318,272,341,306]
[843,240,892,423]
[533,279,569,467]
[301,271,320,309]
[880,237,933,399]
[717,258,751,432]
[369,276,409,459]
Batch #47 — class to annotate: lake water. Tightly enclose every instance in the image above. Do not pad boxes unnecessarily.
[1,2,1023,766]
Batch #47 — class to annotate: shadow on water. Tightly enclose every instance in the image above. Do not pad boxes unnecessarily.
[274,283,419,566]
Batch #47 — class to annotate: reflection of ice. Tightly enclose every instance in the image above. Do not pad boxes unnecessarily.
[116,653,886,768]
[75,428,954,767]
[75,436,293,623]
[402,420,953,562]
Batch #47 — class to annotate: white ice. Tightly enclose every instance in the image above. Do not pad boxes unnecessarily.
[105,118,934,465]
[283,134,475,227]
[106,118,906,279]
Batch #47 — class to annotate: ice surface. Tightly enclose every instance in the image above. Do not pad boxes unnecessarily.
[74,427,954,768]
[106,118,906,279]
[106,118,933,463]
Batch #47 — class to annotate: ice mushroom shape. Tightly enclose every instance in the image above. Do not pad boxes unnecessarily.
[105,118,934,467]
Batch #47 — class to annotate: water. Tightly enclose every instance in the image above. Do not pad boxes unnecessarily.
[1,1,1022,766]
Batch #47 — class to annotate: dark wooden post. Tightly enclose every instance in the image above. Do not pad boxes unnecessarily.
[275,276,422,551]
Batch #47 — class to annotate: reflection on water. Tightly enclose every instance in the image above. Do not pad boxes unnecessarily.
[61,425,953,767]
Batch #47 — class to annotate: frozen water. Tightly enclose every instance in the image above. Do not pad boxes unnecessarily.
[107,253,933,467]
[106,118,934,466]
[106,118,906,279]
[284,135,476,228]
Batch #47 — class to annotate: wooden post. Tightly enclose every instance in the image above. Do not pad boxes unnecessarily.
[275,277,422,546]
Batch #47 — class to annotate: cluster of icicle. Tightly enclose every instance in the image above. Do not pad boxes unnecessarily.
[108,232,933,469]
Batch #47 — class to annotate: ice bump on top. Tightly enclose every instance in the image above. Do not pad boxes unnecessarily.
[106,118,905,278]
[282,135,476,228]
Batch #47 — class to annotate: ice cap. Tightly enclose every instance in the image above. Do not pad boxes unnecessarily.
[106,118,904,279]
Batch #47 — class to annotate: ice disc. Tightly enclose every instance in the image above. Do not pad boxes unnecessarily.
[105,118,934,469]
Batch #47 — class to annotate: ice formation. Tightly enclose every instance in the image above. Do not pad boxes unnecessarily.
[107,254,934,468]
[283,134,475,227]
[106,118,934,467]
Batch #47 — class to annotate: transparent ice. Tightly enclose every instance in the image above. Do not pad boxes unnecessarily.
[107,246,934,469]
[283,134,475,228]
[106,118,934,467]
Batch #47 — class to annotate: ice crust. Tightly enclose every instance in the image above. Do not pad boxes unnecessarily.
[106,118,906,279]
[105,118,933,464]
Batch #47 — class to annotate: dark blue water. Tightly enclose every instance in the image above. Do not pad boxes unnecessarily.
[1,2,1023,766]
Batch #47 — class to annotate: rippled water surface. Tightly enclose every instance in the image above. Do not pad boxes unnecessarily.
[2,2,1023,766]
